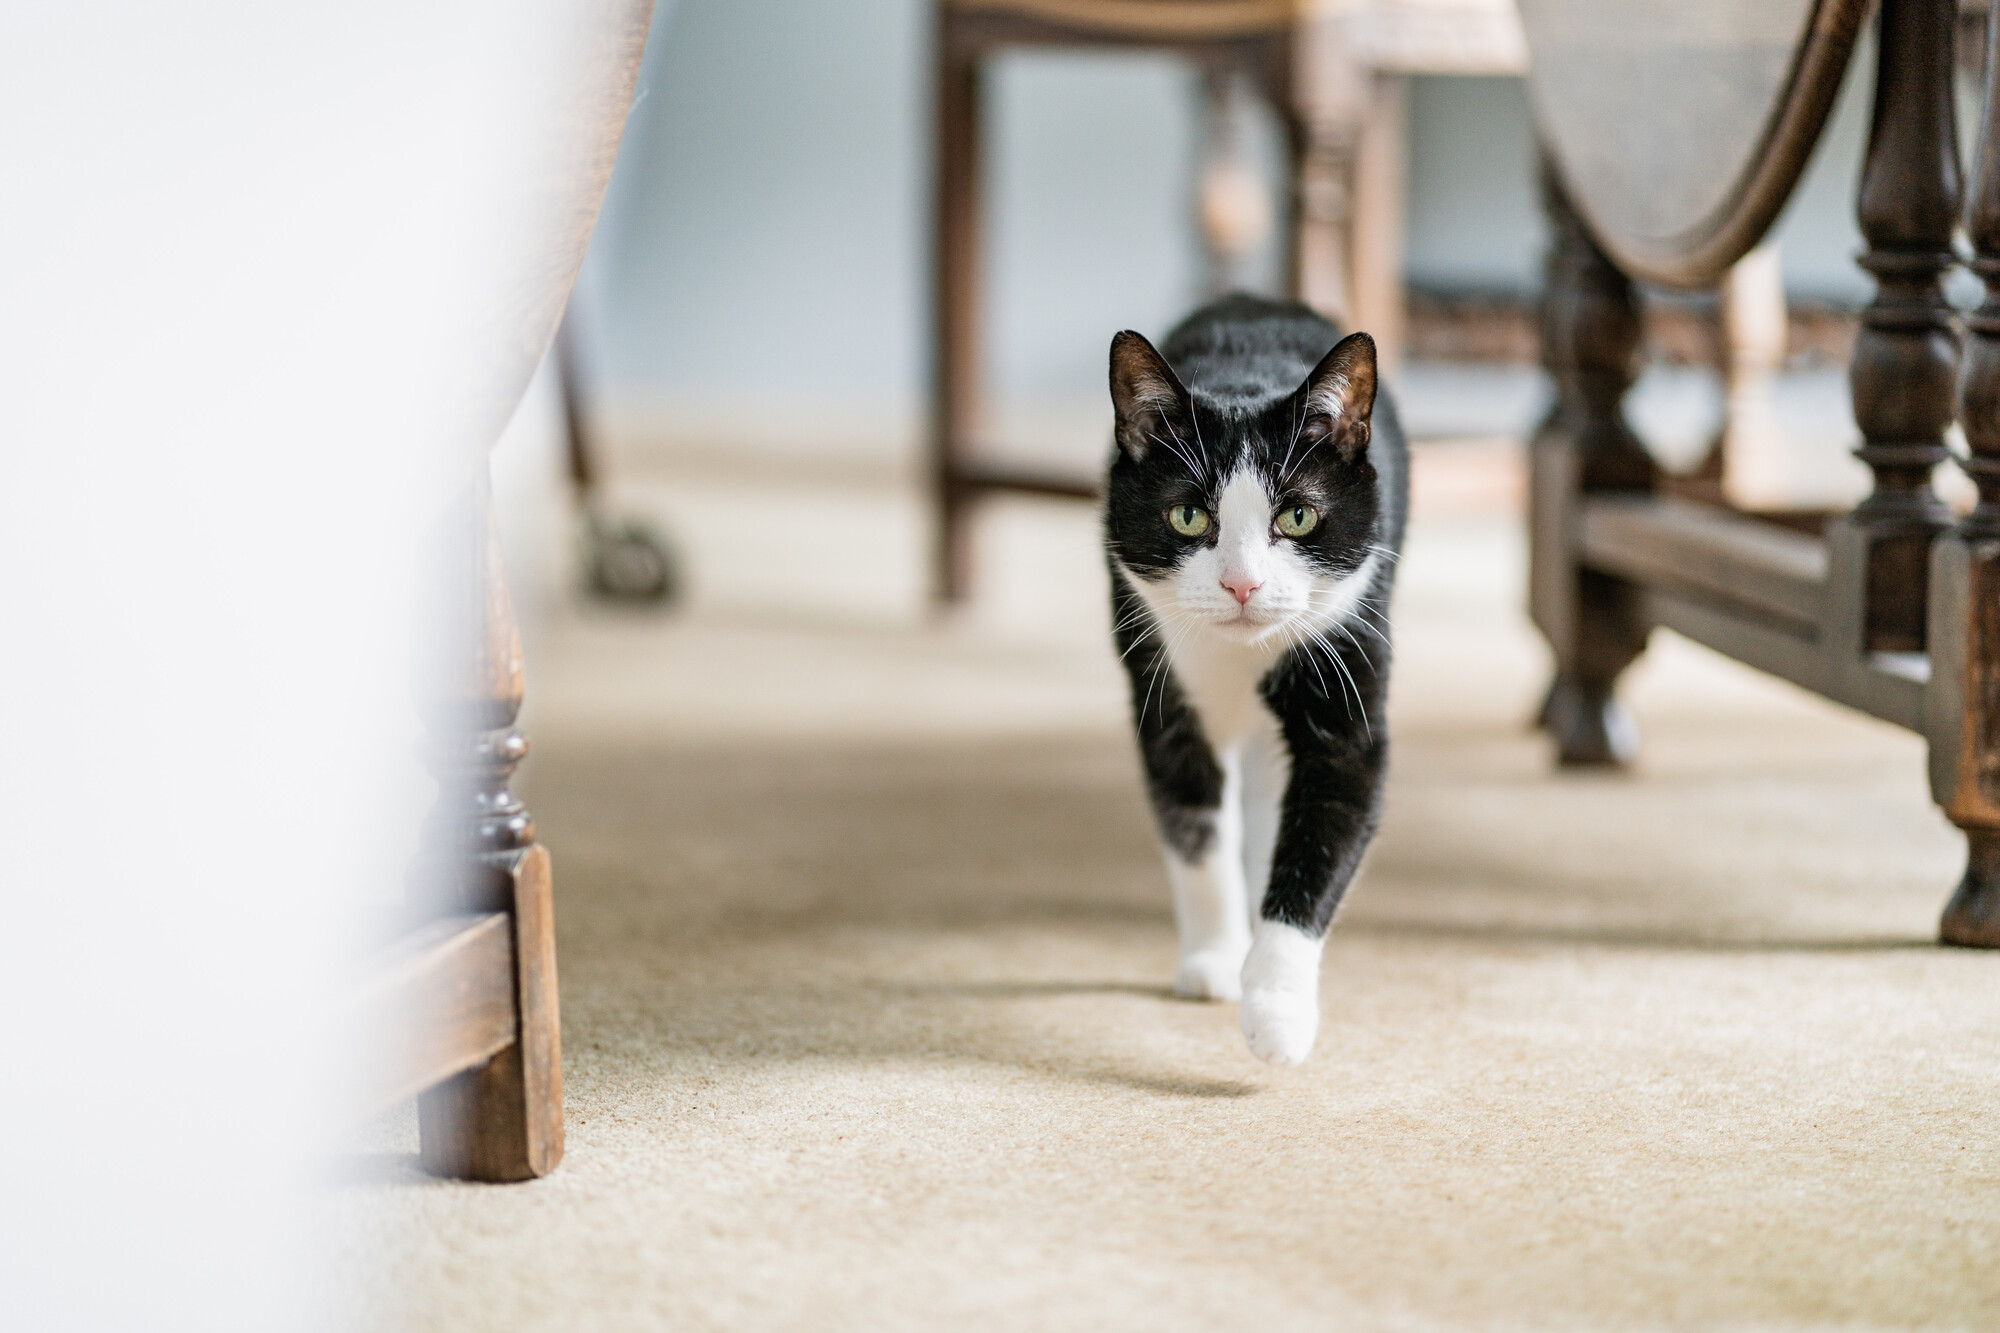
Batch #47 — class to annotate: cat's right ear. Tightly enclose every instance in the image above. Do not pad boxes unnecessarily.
[1109,330,1191,462]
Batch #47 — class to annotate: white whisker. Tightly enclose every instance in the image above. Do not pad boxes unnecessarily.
[1276,393,1305,485]
[1138,611,1196,728]
[1299,630,1336,704]
[1311,625,1371,739]
[1146,429,1201,481]
[1161,420,1205,485]
[1327,617,1378,677]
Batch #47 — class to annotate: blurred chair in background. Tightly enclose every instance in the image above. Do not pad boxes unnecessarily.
[554,315,680,604]
[930,0,1525,601]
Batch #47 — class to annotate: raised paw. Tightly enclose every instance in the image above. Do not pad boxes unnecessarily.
[1239,985,1318,1065]
[1174,945,1247,1001]
[1238,920,1324,1065]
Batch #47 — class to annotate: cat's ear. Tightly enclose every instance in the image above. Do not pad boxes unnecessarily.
[1296,331,1377,463]
[1108,330,1191,462]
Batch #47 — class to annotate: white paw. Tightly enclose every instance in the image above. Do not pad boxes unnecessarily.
[1174,945,1247,1001]
[1240,985,1318,1065]
[1238,920,1325,1066]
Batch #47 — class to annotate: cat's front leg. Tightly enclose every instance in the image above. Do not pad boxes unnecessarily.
[1118,618,1249,1000]
[1242,675,1388,1065]
[1163,755,1250,1000]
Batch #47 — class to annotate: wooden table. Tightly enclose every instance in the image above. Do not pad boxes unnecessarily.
[1522,0,2000,946]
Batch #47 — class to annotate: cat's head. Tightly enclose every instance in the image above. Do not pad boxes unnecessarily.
[1103,327,1382,645]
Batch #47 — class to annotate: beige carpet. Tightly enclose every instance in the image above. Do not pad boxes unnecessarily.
[327,451,2000,1331]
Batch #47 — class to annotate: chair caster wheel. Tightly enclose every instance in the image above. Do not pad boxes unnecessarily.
[583,518,678,604]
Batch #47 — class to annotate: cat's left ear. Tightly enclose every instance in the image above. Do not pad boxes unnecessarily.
[1296,331,1377,463]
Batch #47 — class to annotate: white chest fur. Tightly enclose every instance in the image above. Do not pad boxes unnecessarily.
[1161,632,1285,751]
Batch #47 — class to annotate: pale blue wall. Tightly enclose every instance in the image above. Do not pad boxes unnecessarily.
[574,1,1881,413]
[572,0,1201,411]
[574,0,927,406]
[1404,76,1544,293]
[1401,61,1873,304]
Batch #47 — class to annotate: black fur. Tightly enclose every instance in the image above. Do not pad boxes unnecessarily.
[1104,294,1407,934]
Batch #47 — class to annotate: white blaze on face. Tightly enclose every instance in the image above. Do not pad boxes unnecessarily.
[1213,470,1273,602]
[1159,467,1308,640]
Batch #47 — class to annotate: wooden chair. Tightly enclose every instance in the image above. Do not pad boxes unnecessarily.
[930,0,1525,601]
[1521,0,2000,946]
[344,0,658,1181]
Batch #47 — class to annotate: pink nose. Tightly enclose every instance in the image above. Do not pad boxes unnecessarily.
[1221,575,1260,605]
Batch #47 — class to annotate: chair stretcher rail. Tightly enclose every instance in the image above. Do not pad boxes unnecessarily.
[1579,494,1825,634]
[1577,494,1927,733]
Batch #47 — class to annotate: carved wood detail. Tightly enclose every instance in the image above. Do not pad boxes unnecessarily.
[413,472,566,1179]
[1837,0,1961,655]
[1529,158,1656,765]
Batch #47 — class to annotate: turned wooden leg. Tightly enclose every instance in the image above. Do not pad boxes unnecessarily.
[1199,70,1278,298]
[1529,158,1656,766]
[415,472,565,1180]
[932,23,981,606]
[1288,110,1357,323]
[1828,0,1960,659]
[1932,0,2000,948]
[1348,71,1407,373]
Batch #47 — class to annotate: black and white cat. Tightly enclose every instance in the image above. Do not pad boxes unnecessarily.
[1104,294,1406,1067]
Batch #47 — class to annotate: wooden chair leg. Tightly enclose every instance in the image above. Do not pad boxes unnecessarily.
[1932,0,2000,948]
[1288,112,1357,323]
[1198,70,1276,297]
[419,847,563,1178]
[1529,157,1656,766]
[932,21,981,606]
[1348,71,1407,372]
[556,314,678,604]
[414,472,565,1180]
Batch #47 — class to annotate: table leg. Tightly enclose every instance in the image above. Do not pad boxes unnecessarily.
[1828,0,1960,661]
[1529,158,1656,766]
[1933,0,2000,948]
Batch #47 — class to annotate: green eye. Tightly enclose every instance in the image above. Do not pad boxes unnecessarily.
[1275,504,1320,538]
[1166,504,1212,538]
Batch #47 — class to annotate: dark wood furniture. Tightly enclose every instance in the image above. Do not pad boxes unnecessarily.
[1522,0,2000,946]
[344,481,568,1178]
[930,0,1523,600]
[555,314,679,604]
[404,476,569,1179]
[345,0,657,1179]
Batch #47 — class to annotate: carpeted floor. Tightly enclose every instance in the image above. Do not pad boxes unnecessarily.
[327,453,2000,1331]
